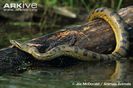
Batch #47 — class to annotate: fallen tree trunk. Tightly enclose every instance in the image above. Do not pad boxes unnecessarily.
[0,6,133,74]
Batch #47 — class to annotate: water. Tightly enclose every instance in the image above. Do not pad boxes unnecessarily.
[0,61,133,88]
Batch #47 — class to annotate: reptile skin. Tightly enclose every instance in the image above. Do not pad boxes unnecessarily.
[10,7,129,81]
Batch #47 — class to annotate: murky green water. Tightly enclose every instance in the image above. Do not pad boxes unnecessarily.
[0,61,133,88]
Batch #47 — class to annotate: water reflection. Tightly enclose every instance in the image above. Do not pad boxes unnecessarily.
[0,59,133,88]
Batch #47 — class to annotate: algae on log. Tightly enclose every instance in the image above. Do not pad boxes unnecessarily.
[0,6,133,74]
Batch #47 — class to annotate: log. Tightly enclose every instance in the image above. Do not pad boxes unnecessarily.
[27,6,133,54]
[0,6,133,74]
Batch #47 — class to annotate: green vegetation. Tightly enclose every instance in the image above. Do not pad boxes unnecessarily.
[0,0,130,48]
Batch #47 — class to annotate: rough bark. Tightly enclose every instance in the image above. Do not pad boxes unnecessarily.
[0,6,133,74]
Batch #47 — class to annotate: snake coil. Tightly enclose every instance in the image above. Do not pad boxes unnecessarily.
[10,7,129,81]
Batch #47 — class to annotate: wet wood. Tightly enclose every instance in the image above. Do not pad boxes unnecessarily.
[29,19,116,54]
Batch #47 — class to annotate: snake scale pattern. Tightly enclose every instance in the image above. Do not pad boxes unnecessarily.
[10,7,129,81]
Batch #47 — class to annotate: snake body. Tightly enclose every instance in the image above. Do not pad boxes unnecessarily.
[10,7,129,81]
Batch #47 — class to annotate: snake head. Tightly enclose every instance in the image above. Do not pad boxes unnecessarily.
[10,40,21,48]
[10,40,29,52]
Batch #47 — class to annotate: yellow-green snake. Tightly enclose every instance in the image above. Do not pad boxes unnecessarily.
[10,7,129,81]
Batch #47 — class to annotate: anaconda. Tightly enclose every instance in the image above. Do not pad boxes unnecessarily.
[10,7,129,81]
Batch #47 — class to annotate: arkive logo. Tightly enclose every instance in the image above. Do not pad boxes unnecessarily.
[3,3,38,11]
